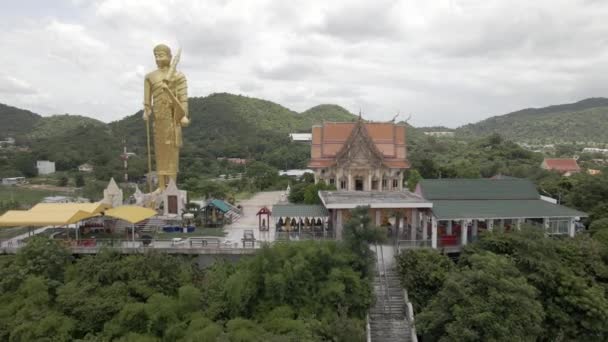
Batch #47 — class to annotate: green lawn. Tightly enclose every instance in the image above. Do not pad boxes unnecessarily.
[0,186,62,206]
[235,191,255,201]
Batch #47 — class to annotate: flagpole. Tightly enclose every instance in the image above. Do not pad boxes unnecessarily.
[146,118,153,193]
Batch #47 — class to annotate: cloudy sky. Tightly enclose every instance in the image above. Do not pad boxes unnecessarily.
[0,0,607,127]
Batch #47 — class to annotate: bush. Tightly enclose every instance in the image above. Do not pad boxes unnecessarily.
[418,252,544,341]
[395,249,453,311]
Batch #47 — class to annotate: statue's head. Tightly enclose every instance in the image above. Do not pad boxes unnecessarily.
[153,44,172,68]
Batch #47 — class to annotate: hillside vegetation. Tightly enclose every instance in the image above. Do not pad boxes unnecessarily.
[0,103,40,139]
[458,98,608,143]
[28,115,106,139]
[0,93,356,182]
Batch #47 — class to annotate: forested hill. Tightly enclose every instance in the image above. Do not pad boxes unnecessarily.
[457,97,608,143]
[109,93,357,156]
[0,93,357,176]
[0,103,41,139]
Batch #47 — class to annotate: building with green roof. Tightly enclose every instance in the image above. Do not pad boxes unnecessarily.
[412,178,586,251]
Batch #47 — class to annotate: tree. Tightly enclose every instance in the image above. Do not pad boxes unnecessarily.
[58,176,69,187]
[590,218,608,235]
[466,229,608,340]
[343,206,386,277]
[288,183,308,203]
[303,181,336,204]
[13,154,37,177]
[74,174,85,187]
[406,169,422,191]
[418,252,544,342]
[14,236,72,282]
[196,180,231,199]
[395,249,453,311]
[245,161,278,190]
[593,229,608,250]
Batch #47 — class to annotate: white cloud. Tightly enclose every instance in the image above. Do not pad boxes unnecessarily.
[0,0,607,127]
[0,76,38,95]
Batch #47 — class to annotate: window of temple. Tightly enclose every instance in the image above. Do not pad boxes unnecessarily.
[340,179,347,190]
[381,179,387,190]
[371,180,379,190]
[329,178,335,186]
[392,179,399,189]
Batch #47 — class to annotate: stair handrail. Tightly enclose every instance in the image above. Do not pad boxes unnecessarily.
[404,288,419,342]
[366,314,371,342]
[374,243,387,314]
[379,244,391,314]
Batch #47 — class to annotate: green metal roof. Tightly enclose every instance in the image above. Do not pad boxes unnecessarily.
[432,199,587,220]
[272,204,329,218]
[208,199,231,213]
[418,178,540,200]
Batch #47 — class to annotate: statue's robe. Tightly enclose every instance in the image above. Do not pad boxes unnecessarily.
[144,69,188,187]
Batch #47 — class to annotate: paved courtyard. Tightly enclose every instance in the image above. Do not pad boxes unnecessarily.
[223,191,285,245]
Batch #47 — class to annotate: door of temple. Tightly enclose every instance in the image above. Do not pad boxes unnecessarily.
[355,178,364,191]
[168,195,178,214]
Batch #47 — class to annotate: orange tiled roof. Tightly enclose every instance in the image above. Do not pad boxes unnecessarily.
[308,121,409,169]
[542,158,581,172]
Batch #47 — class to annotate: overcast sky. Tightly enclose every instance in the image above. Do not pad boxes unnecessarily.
[0,0,607,127]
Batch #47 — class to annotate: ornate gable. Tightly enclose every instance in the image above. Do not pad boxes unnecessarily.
[335,120,384,168]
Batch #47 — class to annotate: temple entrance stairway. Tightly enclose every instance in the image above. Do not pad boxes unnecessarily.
[369,245,414,342]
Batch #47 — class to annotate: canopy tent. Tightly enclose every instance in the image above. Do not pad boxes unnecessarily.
[103,206,157,243]
[104,206,157,224]
[0,209,95,227]
[29,202,110,215]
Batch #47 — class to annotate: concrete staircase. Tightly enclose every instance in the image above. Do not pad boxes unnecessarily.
[369,246,414,342]
[224,202,242,224]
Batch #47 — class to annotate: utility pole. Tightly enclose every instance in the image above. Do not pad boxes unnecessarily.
[121,138,129,183]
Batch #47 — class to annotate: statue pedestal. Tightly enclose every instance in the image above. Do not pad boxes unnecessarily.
[162,179,187,217]
[133,179,186,218]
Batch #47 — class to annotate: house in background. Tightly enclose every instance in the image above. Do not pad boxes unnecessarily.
[289,133,313,142]
[36,160,56,175]
[1,177,26,186]
[78,163,94,173]
[541,158,581,176]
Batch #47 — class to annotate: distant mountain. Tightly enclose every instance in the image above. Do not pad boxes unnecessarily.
[109,93,357,157]
[457,98,608,143]
[296,104,355,129]
[0,103,41,139]
[28,114,107,139]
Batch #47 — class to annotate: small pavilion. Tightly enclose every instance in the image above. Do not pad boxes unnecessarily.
[271,204,330,239]
[256,206,272,231]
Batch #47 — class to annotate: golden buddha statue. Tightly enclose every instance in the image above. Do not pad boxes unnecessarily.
[143,44,189,190]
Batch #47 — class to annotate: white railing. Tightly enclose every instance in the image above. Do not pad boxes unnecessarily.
[396,239,432,251]
[404,289,418,342]
[366,314,371,342]
[1,237,268,254]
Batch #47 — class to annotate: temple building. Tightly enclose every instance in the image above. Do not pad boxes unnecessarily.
[308,119,409,191]
[271,118,587,251]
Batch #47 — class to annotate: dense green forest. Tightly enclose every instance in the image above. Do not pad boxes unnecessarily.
[0,236,376,341]
[0,93,355,182]
[458,97,608,143]
[397,229,608,341]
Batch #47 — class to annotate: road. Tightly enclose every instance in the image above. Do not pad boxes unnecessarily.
[224,191,285,245]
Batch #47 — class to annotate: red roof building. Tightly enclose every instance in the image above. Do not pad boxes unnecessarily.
[308,119,410,191]
[541,158,581,176]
